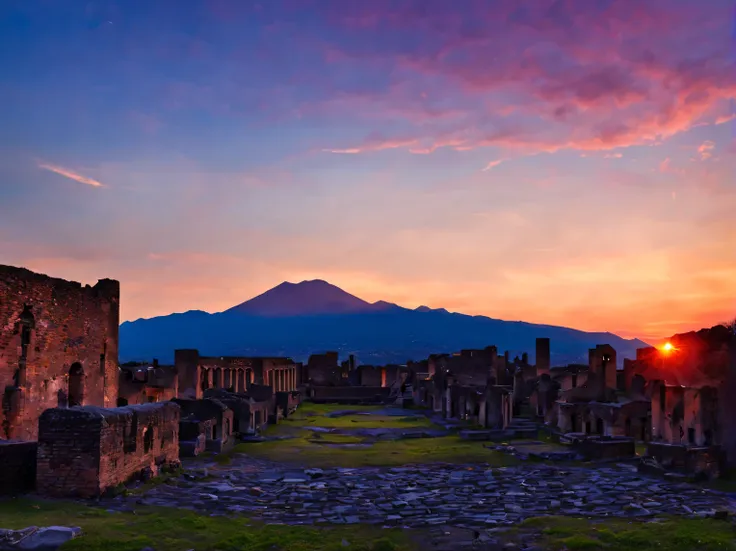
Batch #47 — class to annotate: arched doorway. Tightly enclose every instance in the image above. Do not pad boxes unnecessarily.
[68,363,85,407]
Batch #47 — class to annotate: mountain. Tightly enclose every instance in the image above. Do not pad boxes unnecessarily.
[120,280,650,366]
[227,280,376,316]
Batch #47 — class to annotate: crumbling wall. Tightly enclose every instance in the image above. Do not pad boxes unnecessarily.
[305,352,340,385]
[0,265,119,440]
[0,441,37,494]
[37,402,180,498]
[173,398,234,452]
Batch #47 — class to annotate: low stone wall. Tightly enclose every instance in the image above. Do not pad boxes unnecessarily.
[577,437,635,460]
[646,442,725,479]
[37,402,181,498]
[0,441,37,495]
[309,386,391,404]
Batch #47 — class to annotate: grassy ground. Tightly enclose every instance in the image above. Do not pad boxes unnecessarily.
[282,404,433,429]
[231,403,515,467]
[0,498,413,551]
[236,433,517,467]
[511,516,736,551]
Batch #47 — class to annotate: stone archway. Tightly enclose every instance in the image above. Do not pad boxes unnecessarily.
[68,363,85,407]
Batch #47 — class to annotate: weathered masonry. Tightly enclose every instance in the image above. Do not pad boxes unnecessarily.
[175,350,298,399]
[0,265,120,440]
[36,402,180,498]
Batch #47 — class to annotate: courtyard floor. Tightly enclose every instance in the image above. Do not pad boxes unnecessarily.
[3,404,736,550]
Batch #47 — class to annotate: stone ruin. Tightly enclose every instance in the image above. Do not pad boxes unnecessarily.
[36,402,180,498]
[0,265,120,441]
[173,398,234,454]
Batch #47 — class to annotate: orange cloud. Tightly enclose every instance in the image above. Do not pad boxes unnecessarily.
[38,162,105,188]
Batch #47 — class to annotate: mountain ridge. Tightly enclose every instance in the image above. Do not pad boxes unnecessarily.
[120,279,650,366]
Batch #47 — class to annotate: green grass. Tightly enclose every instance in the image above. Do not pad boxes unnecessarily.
[0,498,415,551]
[237,433,517,468]
[283,414,433,429]
[514,516,736,551]
[285,404,433,429]
[229,402,510,468]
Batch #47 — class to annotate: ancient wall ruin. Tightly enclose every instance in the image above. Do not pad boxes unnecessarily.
[0,441,37,494]
[0,265,119,440]
[36,402,180,498]
[175,350,297,399]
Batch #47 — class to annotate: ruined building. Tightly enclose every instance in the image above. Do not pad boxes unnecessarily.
[118,359,178,406]
[626,325,736,473]
[175,350,298,399]
[0,265,120,440]
[36,402,180,498]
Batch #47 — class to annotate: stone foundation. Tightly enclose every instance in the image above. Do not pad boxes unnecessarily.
[646,442,725,479]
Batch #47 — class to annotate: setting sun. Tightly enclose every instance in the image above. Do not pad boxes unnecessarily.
[662,342,674,352]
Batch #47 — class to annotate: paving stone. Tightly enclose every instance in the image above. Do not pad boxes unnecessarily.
[110,456,736,531]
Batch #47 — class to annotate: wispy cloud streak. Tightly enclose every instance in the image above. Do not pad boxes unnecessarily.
[38,162,106,188]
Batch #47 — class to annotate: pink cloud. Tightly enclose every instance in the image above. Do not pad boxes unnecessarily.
[323,136,418,154]
[37,162,106,188]
[481,159,505,171]
[300,1,735,156]
[698,140,715,160]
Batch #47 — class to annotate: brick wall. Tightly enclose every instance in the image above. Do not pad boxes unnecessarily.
[0,265,119,440]
[0,441,37,494]
[37,402,180,498]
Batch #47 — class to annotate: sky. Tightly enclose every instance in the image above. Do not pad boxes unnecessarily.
[0,0,735,342]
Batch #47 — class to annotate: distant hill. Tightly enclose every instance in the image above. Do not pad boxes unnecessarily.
[120,280,649,366]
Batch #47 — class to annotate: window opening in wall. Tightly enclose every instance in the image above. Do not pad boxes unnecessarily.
[117,397,128,407]
[704,429,713,446]
[688,427,696,445]
[595,418,604,435]
[68,363,84,407]
[124,415,138,453]
[143,425,154,453]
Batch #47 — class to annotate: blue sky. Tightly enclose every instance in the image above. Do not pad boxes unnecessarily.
[1,0,734,341]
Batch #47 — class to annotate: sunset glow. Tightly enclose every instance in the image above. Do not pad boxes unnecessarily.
[0,1,734,342]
